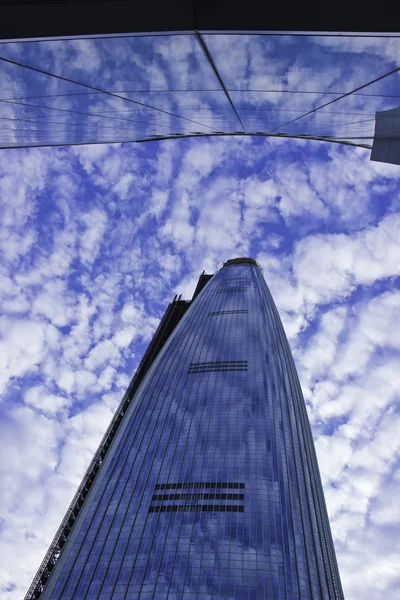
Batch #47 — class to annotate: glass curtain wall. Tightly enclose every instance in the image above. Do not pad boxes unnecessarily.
[40,259,343,600]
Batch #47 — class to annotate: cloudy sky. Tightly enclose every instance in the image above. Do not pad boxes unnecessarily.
[0,33,400,599]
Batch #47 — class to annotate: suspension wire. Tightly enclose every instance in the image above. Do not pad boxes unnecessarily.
[0,116,80,126]
[0,32,192,45]
[0,109,376,143]
[0,52,394,143]
[258,113,376,135]
[0,131,373,151]
[291,117,376,133]
[0,98,378,141]
[0,110,164,129]
[0,54,217,131]
[195,31,246,132]
[0,96,378,124]
[271,65,400,132]
[0,126,160,140]
[1,88,400,102]
[225,89,400,98]
[1,31,400,46]
[227,108,373,116]
[319,117,376,128]
[0,115,155,133]
[0,98,175,131]
[329,136,374,139]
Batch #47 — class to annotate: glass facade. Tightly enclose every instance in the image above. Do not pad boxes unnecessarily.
[1,32,399,156]
[40,259,343,599]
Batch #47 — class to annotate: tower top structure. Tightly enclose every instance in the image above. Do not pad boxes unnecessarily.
[223,257,260,267]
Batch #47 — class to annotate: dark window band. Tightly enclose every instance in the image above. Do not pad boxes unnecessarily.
[152,493,244,501]
[217,287,248,294]
[155,482,245,490]
[208,310,248,316]
[149,505,244,513]
[189,361,247,366]
[188,360,247,374]
[221,278,249,284]
[188,367,247,374]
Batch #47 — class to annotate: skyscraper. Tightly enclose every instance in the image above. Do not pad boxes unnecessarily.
[26,258,343,600]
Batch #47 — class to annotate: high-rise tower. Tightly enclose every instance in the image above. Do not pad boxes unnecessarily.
[26,258,343,599]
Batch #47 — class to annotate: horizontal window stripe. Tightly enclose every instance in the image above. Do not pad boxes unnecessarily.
[188,360,248,374]
[217,287,248,293]
[149,505,244,513]
[221,278,249,283]
[189,361,247,367]
[188,367,247,374]
[189,361,247,365]
[155,482,245,490]
[152,493,244,501]
[208,310,248,316]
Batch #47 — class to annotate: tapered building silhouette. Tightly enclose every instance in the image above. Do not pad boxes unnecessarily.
[26,258,343,600]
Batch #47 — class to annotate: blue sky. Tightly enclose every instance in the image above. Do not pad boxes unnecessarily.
[0,33,400,599]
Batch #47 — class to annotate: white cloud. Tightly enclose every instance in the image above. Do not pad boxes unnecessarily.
[0,406,61,596]
[112,173,135,199]
[315,433,353,485]
[84,339,120,371]
[72,144,110,174]
[96,365,116,391]
[32,278,75,327]
[331,291,400,381]
[74,370,99,398]
[24,386,69,416]
[160,190,195,250]
[113,325,136,348]
[149,188,169,219]
[293,213,400,305]
[257,212,400,342]
[371,469,400,526]
[78,208,108,265]
[0,318,54,395]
